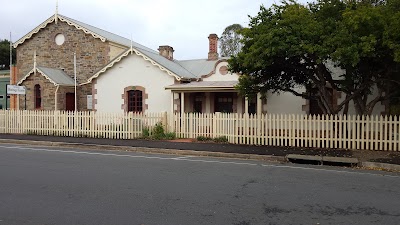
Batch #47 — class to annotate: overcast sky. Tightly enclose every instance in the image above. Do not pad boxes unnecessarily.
[0,0,278,60]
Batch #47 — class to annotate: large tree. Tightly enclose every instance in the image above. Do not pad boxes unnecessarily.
[229,0,400,115]
[219,24,243,57]
[0,39,16,70]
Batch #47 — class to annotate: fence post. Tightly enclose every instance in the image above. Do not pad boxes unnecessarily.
[162,111,168,132]
[212,113,218,138]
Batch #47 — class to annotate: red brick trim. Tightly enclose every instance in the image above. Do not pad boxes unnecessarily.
[121,86,148,112]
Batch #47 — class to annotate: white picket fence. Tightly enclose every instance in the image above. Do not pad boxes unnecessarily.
[0,110,398,151]
[173,113,400,151]
[0,110,166,139]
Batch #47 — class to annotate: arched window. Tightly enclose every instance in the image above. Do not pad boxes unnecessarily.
[127,90,143,112]
[34,84,41,109]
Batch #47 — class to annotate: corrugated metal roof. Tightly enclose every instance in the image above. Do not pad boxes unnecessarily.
[176,59,218,77]
[166,81,238,90]
[37,66,75,86]
[59,14,156,54]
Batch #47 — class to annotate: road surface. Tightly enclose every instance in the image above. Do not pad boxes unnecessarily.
[0,144,399,225]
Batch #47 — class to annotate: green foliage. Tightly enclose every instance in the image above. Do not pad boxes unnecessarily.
[142,127,150,138]
[196,136,212,142]
[220,24,244,57]
[164,132,177,140]
[230,0,400,115]
[141,123,177,140]
[197,135,228,143]
[390,104,400,115]
[0,39,16,70]
[152,123,165,140]
[213,136,229,143]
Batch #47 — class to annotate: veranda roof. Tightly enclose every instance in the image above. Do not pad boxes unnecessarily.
[17,66,75,86]
[165,81,238,91]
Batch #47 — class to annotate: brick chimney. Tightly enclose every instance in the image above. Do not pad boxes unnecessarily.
[158,45,174,60]
[208,33,219,60]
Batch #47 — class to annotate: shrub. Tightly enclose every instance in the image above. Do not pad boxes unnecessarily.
[213,136,228,143]
[164,132,176,140]
[152,123,165,140]
[142,127,150,138]
[197,136,212,142]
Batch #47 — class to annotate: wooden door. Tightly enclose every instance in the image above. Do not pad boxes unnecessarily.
[66,93,75,111]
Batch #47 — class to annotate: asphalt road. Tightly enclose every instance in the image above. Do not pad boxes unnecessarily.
[0,144,399,225]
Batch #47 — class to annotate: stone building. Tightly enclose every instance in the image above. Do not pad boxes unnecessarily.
[13,13,126,111]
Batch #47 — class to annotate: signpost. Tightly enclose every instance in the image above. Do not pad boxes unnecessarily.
[6,85,26,109]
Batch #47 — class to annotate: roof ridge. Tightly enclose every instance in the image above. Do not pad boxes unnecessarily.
[178,58,209,62]
[133,47,197,78]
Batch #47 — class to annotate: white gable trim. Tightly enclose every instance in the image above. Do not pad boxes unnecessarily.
[58,16,106,42]
[14,16,55,48]
[82,48,182,85]
[17,68,35,85]
[13,14,107,48]
[17,68,68,87]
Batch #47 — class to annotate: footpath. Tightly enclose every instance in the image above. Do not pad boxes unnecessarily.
[0,134,399,172]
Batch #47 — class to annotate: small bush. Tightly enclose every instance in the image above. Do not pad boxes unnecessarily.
[152,123,165,140]
[213,136,228,143]
[197,136,212,142]
[164,132,176,140]
[142,127,150,138]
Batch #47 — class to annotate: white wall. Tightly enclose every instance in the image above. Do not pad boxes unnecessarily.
[266,88,306,114]
[94,54,175,113]
[265,85,385,116]
[202,61,239,81]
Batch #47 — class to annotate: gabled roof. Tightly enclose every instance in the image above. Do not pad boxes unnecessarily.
[17,66,75,86]
[13,13,198,80]
[83,48,189,84]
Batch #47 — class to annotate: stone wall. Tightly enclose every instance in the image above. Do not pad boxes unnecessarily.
[18,73,56,110]
[55,86,74,111]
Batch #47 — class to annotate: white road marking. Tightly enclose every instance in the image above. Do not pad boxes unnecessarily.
[174,156,193,160]
[0,145,258,166]
[260,164,400,178]
[0,144,399,178]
